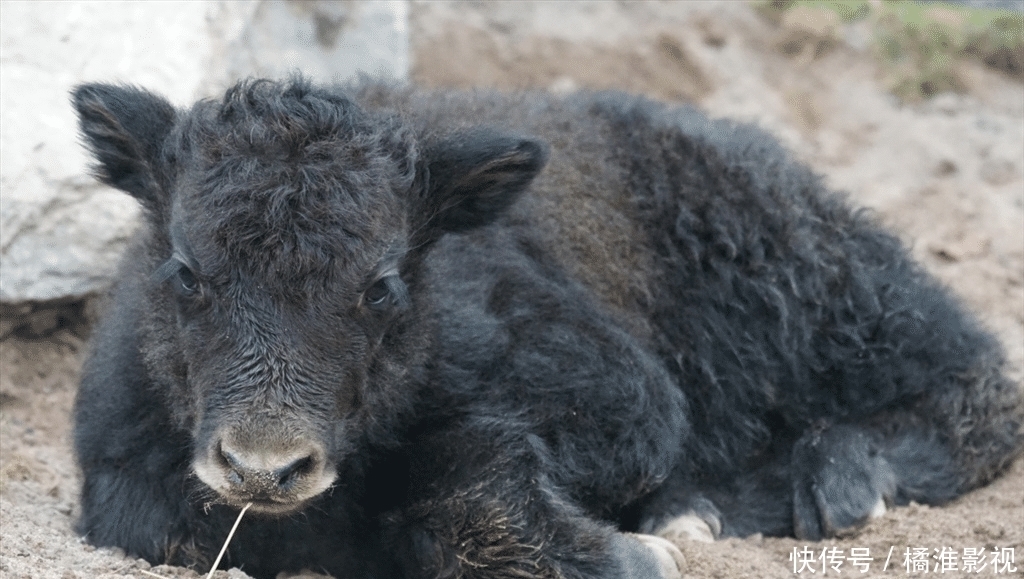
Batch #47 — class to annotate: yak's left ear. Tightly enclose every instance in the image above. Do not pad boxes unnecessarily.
[414,128,548,239]
[71,83,176,216]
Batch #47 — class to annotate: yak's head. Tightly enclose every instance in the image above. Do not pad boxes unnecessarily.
[72,78,547,515]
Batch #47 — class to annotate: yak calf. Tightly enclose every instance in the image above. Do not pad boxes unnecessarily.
[71,78,1023,579]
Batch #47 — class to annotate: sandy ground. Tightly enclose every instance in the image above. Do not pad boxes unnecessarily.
[1,3,1022,578]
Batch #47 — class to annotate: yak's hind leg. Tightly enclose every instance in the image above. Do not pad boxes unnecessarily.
[637,426,905,542]
[788,416,954,540]
[789,331,1024,540]
[640,365,1023,542]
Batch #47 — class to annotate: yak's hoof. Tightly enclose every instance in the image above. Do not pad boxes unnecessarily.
[615,533,686,579]
[792,423,895,540]
[653,511,719,543]
[869,497,887,518]
[628,533,686,579]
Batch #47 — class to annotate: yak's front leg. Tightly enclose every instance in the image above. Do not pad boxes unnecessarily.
[387,419,685,579]
[74,296,221,568]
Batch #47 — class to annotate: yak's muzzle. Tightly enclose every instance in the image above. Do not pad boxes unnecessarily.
[193,428,336,514]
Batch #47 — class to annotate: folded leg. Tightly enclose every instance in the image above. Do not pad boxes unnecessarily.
[387,417,685,579]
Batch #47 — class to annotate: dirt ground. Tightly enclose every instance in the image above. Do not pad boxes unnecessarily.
[1,3,1022,578]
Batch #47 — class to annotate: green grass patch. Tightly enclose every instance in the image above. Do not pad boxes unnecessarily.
[756,0,1024,101]
[758,0,871,23]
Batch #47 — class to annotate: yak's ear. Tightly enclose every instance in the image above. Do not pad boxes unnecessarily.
[71,83,176,213]
[416,128,548,238]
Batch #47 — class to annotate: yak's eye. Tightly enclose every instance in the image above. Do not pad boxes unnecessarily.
[152,256,203,300]
[363,275,408,311]
[176,264,199,296]
[364,278,391,308]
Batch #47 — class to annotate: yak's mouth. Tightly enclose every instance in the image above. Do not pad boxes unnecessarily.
[196,467,338,516]
[223,496,319,516]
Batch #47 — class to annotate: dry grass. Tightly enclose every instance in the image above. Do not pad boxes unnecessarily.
[205,502,252,579]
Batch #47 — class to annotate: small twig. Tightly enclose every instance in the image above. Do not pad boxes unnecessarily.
[140,570,172,579]
[205,502,252,579]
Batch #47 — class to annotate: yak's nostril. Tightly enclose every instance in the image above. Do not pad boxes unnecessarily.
[218,443,246,487]
[226,469,245,486]
[275,455,314,489]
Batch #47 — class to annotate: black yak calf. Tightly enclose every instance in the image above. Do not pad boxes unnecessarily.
[71,78,1023,579]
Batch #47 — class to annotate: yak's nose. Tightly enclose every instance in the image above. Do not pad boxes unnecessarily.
[193,427,337,513]
[208,436,330,502]
[218,441,319,494]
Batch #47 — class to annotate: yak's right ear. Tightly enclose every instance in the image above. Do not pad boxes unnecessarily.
[72,84,176,212]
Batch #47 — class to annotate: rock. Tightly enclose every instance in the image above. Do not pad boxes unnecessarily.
[224,1,409,83]
[1,1,224,304]
[1,182,143,303]
[0,1,409,306]
[980,159,1019,186]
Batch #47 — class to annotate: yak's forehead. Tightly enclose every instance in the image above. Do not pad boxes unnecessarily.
[170,80,414,295]
[177,163,406,295]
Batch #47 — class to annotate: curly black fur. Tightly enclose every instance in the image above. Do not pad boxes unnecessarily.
[70,78,1023,579]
